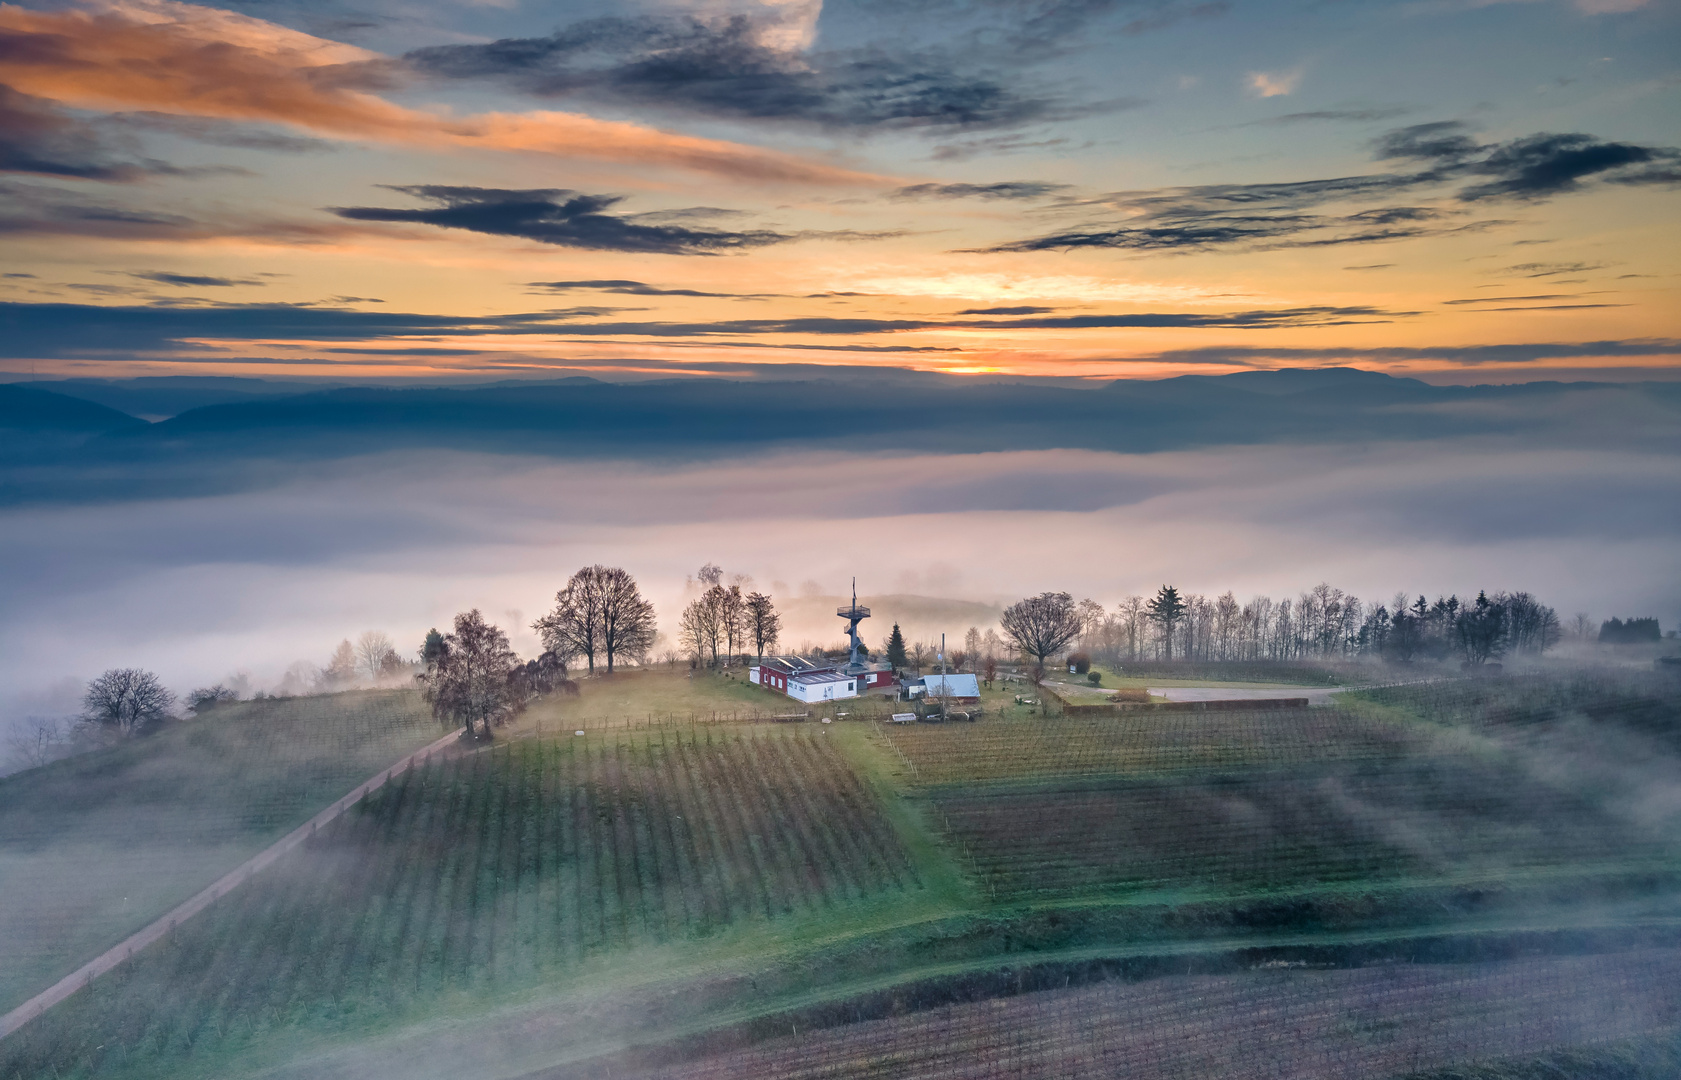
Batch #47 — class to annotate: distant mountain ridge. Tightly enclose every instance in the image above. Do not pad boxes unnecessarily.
[2,369,1675,506]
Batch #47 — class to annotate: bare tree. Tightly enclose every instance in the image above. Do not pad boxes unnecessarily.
[536,565,651,674]
[1075,598,1106,645]
[1001,591,1083,671]
[422,609,519,738]
[746,592,781,660]
[83,669,174,736]
[1116,595,1146,662]
[594,566,657,672]
[320,639,357,689]
[356,631,397,682]
[680,586,726,667]
[964,626,982,663]
[1455,590,1508,667]
[908,640,931,672]
[186,685,239,714]
[6,716,73,769]
[719,584,746,666]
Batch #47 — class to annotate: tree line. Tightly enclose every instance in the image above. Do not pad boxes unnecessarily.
[677,562,781,669]
[991,583,1570,676]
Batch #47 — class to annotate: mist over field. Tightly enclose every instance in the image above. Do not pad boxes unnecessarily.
[4,373,1679,739]
[3,0,1679,1068]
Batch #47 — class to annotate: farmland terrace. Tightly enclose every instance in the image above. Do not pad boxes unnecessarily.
[0,667,1678,1079]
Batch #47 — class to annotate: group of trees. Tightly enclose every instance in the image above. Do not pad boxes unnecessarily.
[418,609,525,737]
[423,564,659,736]
[678,564,781,668]
[533,564,658,674]
[1599,617,1662,645]
[989,584,1567,671]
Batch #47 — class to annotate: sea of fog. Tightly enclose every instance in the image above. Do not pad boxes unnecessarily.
[4,436,1678,748]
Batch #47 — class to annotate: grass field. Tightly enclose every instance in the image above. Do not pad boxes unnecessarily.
[2,666,1678,1079]
[0,690,435,1016]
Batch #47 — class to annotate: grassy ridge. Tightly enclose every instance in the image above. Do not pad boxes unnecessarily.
[3,671,1679,1079]
[0,727,925,1079]
[0,690,435,1014]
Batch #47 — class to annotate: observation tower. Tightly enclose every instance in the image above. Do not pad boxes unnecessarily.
[837,579,870,673]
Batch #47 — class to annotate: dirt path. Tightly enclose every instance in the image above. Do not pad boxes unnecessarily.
[0,726,465,1040]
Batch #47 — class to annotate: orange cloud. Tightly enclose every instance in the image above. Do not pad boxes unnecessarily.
[0,0,879,185]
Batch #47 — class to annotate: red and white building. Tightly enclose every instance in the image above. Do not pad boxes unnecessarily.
[750,656,895,702]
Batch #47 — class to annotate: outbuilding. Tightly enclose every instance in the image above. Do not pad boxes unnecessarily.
[907,673,981,703]
[787,670,859,703]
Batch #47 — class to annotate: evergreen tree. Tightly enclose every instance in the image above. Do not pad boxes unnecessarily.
[420,628,448,671]
[1146,585,1188,660]
[885,623,908,672]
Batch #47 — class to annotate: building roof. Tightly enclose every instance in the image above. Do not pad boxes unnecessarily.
[789,670,855,686]
[920,673,981,698]
[754,656,836,676]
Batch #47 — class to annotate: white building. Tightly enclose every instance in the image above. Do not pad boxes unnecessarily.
[908,673,981,701]
[751,655,893,701]
[785,669,860,703]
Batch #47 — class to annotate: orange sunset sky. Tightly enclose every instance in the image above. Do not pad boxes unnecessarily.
[1,0,1677,385]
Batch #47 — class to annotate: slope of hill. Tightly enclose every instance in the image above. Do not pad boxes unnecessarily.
[2,672,1677,1079]
[0,384,142,433]
[0,691,437,1017]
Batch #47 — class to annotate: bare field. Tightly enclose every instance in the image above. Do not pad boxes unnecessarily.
[936,760,1668,900]
[612,950,1681,1080]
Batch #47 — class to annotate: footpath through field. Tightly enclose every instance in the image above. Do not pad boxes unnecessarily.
[0,726,466,1040]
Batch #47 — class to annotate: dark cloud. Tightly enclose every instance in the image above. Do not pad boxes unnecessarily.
[0,84,147,180]
[1114,339,1681,368]
[1119,1,1230,35]
[1374,121,1681,201]
[1475,303,1625,312]
[1457,133,1674,201]
[1443,294,1578,305]
[527,280,772,298]
[980,205,1482,253]
[104,113,337,154]
[983,122,1680,254]
[957,305,1058,314]
[891,181,1071,200]
[0,182,199,238]
[931,132,1081,162]
[1255,107,1410,126]
[130,272,265,288]
[0,301,1406,358]
[1500,261,1607,278]
[330,186,791,254]
[405,14,1065,130]
[1344,264,1395,271]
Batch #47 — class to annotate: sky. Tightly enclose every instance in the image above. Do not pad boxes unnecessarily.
[1,0,1678,383]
